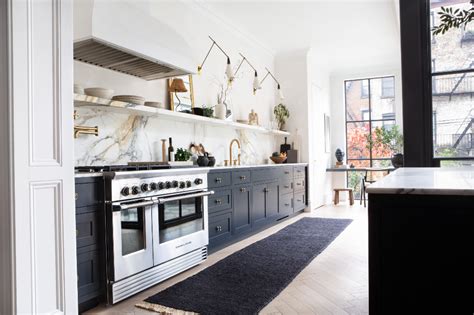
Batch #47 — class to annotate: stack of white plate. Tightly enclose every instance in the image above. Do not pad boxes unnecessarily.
[84,88,114,99]
[144,101,165,109]
[111,95,145,105]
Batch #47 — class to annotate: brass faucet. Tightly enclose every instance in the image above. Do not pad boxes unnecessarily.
[229,138,241,166]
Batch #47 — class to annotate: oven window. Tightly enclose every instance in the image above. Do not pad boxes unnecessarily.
[121,208,145,256]
[159,196,203,244]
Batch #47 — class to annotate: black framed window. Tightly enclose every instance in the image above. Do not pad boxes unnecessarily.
[430,0,474,165]
[345,76,397,197]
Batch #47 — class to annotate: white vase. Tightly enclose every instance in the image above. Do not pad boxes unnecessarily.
[215,103,226,120]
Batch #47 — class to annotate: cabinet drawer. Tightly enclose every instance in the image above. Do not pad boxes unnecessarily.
[76,211,102,249]
[208,172,232,188]
[294,177,305,191]
[279,180,293,195]
[208,189,232,214]
[294,191,306,211]
[280,193,293,216]
[279,166,293,181]
[75,180,102,208]
[232,170,251,185]
[209,211,232,241]
[251,168,278,183]
[77,249,103,303]
[294,165,306,178]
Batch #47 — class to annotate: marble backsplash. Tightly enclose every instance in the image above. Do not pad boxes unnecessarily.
[74,108,281,166]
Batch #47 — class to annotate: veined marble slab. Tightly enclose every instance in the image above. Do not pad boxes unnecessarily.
[366,167,474,196]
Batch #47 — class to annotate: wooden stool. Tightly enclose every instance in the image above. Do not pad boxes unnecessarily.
[333,188,354,205]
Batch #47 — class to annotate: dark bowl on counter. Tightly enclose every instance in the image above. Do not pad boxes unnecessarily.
[192,107,204,116]
[207,156,216,167]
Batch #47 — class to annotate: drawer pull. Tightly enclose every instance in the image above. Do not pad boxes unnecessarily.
[240,175,246,180]
[264,188,271,193]
[284,185,290,188]
[240,187,247,193]
[215,199,222,204]
[215,225,222,232]
[284,171,290,174]
[75,193,78,201]
[297,199,302,202]
[297,183,302,186]
[284,203,290,206]
[215,177,222,183]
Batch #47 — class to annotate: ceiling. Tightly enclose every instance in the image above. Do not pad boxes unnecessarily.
[195,0,401,71]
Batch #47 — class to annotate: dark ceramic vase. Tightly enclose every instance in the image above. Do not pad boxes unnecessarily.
[391,153,404,168]
[207,156,216,167]
[197,155,209,167]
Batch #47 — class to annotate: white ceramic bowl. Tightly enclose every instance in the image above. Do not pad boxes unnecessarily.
[84,88,114,99]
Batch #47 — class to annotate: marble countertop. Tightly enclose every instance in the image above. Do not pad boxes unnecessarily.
[366,167,474,196]
[74,163,308,177]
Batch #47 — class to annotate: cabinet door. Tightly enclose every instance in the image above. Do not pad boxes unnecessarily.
[208,211,232,248]
[252,183,266,226]
[77,250,103,303]
[266,181,279,219]
[233,185,252,235]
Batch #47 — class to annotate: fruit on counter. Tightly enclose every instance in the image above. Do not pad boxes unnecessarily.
[272,151,287,158]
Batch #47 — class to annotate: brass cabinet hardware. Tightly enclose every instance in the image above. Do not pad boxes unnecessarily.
[74,126,98,138]
[240,187,247,193]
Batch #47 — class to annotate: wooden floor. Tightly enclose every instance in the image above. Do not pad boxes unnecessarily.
[86,202,368,315]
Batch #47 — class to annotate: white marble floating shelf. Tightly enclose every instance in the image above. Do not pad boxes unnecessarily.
[74,94,290,136]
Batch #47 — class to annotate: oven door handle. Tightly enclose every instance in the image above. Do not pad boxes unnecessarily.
[112,199,155,211]
[156,190,215,204]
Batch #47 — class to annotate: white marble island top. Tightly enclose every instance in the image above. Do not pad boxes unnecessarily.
[366,167,474,196]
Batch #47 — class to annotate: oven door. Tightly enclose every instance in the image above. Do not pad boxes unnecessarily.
[111,199,154,281]
[152,190,213,265]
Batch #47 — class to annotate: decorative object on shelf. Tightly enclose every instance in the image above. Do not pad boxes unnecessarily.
[233,53,261,94]
[74,84,84,94]
[286,149,298,163]
[145,101,164,109]
[174,148,192,162]
[197,36,234,84]
[432,2,473,35]
[189,143,199,165]
[367,125,404,168]
[84,87,114,99]
[207,155,216,167]
[168,137,175,162]
[270,151,287,164]
[215,91,227,120]
[169,75,194,112]
[248,109,259,125]
[192,107,204,116]
[111,94,145,105]
[335,148,345,166]
[324,113,331,153]
[202,105,214,118]
[274,103,290,131]
[259,67,284,100]
[224,159,229,166]
[161,139,167,162]
[280,137,291,154]
[197,153,209,167]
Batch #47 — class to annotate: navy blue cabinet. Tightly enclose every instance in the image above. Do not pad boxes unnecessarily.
[208,164,307,251]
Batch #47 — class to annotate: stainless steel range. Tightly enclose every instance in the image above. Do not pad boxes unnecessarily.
[103,168,213,304]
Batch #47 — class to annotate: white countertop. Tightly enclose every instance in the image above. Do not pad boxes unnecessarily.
[74,163,308,178]
[366,167,474,196]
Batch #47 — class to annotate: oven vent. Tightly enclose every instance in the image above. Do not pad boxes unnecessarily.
[74,39,190,81]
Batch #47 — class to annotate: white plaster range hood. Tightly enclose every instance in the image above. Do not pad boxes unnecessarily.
[73,0,196,80]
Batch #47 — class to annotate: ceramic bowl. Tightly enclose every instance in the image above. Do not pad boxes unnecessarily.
[84,87,114,99]
[270,156,287,164]
[144,101,164,108]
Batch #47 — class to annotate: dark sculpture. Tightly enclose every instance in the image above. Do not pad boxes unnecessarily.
[335,148,344,163]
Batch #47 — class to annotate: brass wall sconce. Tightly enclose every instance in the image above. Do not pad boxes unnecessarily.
[198,36,234,83]
[260,67,285,100]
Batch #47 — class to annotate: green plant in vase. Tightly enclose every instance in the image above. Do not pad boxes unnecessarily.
[274,103,290,131]
[175,148,192,161]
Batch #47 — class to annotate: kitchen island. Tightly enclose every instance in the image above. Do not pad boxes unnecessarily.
[367,168,474,314]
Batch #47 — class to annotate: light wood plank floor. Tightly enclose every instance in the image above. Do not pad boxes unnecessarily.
[86,202,368,315]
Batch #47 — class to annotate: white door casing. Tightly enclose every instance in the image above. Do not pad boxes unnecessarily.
[6,0,78,314]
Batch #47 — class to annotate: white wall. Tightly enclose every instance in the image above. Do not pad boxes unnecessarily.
[74,0,284,166]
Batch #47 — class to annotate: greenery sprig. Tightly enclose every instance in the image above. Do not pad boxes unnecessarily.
[432,6,474,35]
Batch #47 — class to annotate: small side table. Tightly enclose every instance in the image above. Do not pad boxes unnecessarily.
[333,188,354,205]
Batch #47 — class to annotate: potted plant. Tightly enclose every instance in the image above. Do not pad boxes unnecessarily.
[202,105,214,118]
[367,125,404,168]
[174,148,192,162]
[274,103,290,131]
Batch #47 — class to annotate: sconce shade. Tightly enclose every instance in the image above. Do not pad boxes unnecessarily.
[226,57,234,81]
[169,78,188,93]
[278,84,284,100]
[253,71,261,91]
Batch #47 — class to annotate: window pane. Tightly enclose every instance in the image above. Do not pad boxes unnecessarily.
[440,159,474,167]
[371,121,397,159]
[345,80,370,121]
[431,1,474,73]
[347,122,370,159]
[432,73,473,158]
[370,77,395,120]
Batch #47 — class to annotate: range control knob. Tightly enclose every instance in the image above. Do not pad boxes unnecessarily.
[141,183,150,192]
[165,181,171,189]
[179,181,186,189]
[172,180,179,188]
[194,178,203,185]
[131,186,141,195]
[186,180,192,188]
[158,182,165,190]
[150,182,158,191]
[121,186,131,196]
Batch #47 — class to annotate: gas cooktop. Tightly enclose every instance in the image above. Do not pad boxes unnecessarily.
[75,164,171,173]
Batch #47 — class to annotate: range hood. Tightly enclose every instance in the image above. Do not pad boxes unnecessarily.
[73,0,196,80]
